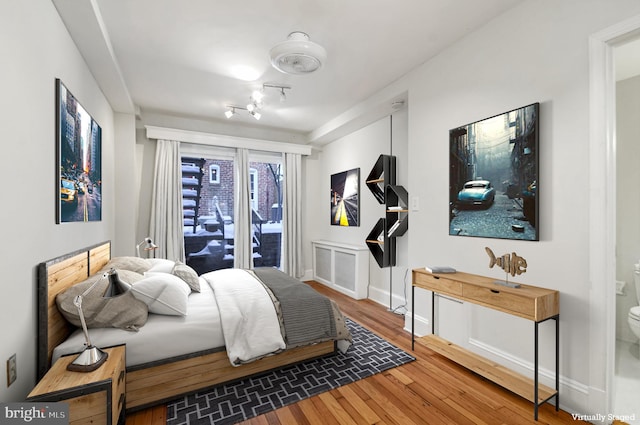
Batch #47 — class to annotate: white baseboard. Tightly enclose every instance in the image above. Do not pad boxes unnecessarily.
[307,267,599,419]
[403,311,430,337]
[302,268,313,282]
[367,284,409,311]
[466,338,590,416]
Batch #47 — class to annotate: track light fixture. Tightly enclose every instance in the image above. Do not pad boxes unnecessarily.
[224,105,261,120]
[223,84,291,120]
[224,107,236,119]
[251,89,265,105]
[263,84,291,102]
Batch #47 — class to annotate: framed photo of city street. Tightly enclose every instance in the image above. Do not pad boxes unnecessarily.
[330,168,360,226]
[56,79,102,223]
[449,103,539,241]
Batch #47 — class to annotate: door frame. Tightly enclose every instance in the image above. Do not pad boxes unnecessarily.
[589,14,640,413]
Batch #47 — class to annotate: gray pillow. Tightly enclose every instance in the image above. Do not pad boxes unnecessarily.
[172,261,200,292]
[102,256,152,274]
[56,269,148,331]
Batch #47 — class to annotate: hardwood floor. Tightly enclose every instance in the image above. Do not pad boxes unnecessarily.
[126,281,585,425]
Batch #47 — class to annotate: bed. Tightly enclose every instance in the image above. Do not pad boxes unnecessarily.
[37,241,350,412]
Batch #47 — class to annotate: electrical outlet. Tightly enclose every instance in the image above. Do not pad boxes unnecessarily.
[7,354,16,387]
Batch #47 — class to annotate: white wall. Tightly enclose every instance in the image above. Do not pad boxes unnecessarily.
[309,0,640,416]
[616,75,640,343]
[303,111,409,308]
[399,0,640,416]
[0,0,118,401]
[113,113,139,256]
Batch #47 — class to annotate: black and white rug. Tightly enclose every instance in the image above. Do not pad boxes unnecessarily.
[166,318,415,425]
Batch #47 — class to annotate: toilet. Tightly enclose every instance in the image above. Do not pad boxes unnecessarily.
[628,264,640,342]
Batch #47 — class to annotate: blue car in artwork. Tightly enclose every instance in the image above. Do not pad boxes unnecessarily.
[457,179,496,208]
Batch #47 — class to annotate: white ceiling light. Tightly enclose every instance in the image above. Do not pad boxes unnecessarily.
[270,32,327,75]
[251,89,265,105]
[263,83,291,102]
[224,105,261,120]
[224,107,236,119]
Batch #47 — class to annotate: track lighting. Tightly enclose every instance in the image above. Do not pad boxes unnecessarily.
[263,84,291,103]
[224,105,245,119]
[223,84,291,120]
[251,89,265,105]
[224,105,261,120]
[225,107,236,119]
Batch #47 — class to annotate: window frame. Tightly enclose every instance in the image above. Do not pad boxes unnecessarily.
[209,164,220,184]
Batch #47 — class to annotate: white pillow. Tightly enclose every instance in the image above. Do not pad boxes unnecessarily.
[146,258,176,273]
[124,273,190,316]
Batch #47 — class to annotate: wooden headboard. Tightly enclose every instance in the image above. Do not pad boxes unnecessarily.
[36,241,111,380]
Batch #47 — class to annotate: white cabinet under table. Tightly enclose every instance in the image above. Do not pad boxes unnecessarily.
[411,268,560,421]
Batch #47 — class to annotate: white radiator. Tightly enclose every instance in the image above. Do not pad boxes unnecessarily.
[311,240,369,299]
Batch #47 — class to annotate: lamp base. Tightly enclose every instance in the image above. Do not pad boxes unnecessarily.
[67,346,108,372]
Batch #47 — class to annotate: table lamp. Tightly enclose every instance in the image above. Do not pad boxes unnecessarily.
[136,237,158,258]
[67,270,112,372]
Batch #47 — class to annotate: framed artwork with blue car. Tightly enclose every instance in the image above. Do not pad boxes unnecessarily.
[449,103,539,241]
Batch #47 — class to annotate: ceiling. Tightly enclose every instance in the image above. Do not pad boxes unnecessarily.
[52,0,526,144]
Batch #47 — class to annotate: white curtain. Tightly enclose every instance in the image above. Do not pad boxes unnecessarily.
[149,139,185,262]
[234,148,253,269]
[282,152,303,278]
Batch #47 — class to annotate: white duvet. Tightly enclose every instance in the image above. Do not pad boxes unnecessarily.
[202,269,286,366]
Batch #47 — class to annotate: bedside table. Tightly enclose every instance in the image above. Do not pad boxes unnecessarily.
[28,345,126,425]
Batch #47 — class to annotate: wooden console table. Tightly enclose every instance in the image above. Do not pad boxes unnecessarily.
[411,268,559,420]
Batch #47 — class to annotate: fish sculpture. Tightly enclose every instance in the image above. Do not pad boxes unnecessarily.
[485,247,527,277]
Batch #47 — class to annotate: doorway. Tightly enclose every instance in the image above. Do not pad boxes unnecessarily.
[590,15,640,422]
[613,37,640,423]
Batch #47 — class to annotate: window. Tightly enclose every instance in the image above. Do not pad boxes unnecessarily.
[209,164,220,184]
[179,145,284,274]
[249,152,283,270]
[180,145,235,274]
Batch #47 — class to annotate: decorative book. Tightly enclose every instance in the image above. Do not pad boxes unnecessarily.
[425,266,456,274]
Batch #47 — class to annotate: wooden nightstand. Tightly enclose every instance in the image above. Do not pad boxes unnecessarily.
[28,345,126,425]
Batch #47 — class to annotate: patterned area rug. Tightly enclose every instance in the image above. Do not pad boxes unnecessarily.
[166,318,415,425]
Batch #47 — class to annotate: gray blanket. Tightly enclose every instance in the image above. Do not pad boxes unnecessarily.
[252,268,337,347]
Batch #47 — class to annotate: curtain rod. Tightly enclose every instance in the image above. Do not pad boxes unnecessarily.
[145,125,313,156]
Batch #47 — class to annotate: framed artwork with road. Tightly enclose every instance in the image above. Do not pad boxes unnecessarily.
[330,168,360,227]
[449,103,539,241]
[56,79,102,223]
